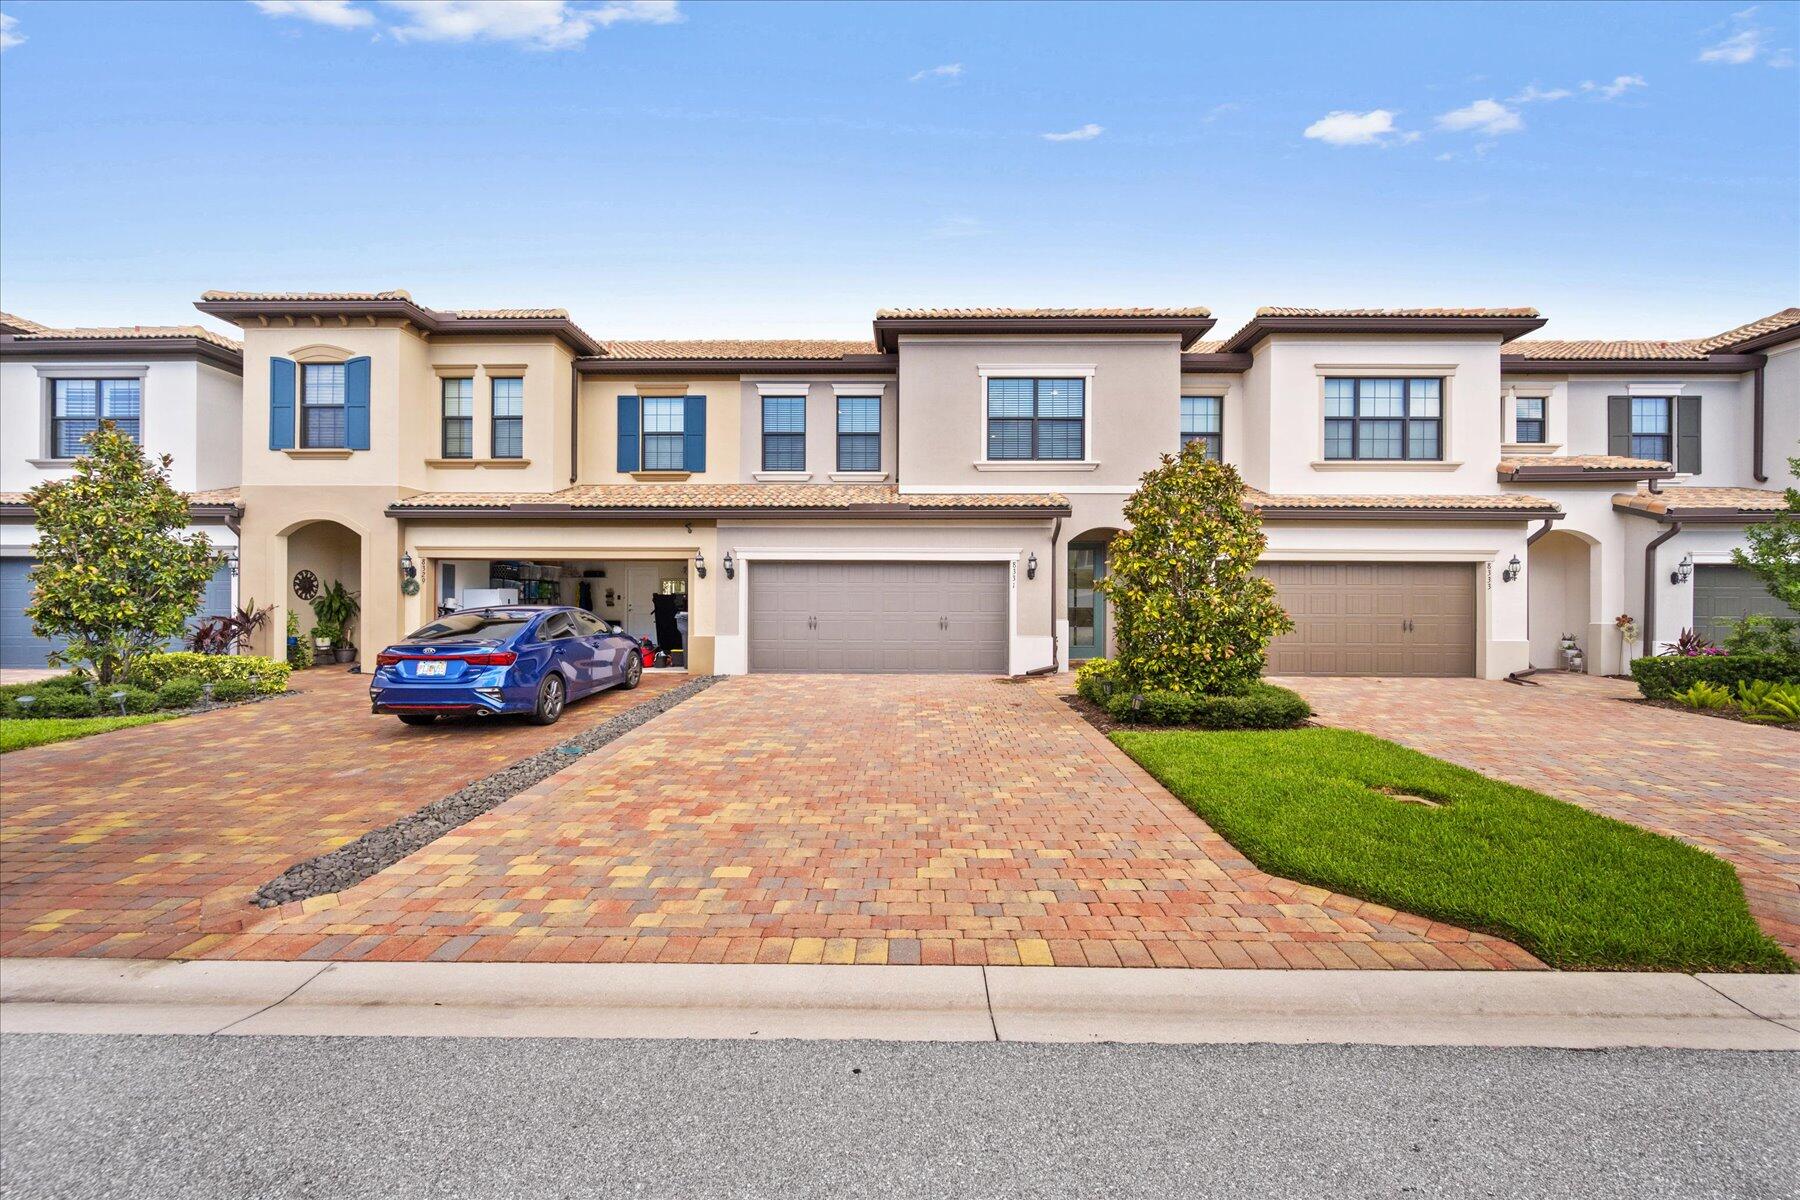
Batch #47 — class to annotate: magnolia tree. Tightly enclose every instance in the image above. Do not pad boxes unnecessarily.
[1100,444,1292,694]
[25,423,220,684]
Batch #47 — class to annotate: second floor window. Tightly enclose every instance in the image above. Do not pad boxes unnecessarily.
[1181,395,1222,460]
[642,396,685,471]
[441,378,473,458]
[1324,377,1442,461]
[762,395,806,472]
[1631,397,1672,462]
[52,378,140,457]
[837,395,880,472]
[491,378,524,459]
[1515,396,1546,444]
[986,377,1085,461]
[301,363,347,449]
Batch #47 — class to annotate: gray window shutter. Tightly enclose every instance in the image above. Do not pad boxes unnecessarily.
[1676,395,1701,474]
[1607,395,1631,457]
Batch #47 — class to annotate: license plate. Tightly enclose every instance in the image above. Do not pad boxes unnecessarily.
[416,660,447,676]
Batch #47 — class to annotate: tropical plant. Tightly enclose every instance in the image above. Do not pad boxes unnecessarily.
[23,423,220,684]
[1660,627,1722,657]
[1735,679,1800,722]
[1671,681,1734,710]
[1723,613,1800,662]
[1732,453,1800,613]
[286,609,313,668]
[309,581,361,649]
[187,600,274,655]
[1100,445,1292,695]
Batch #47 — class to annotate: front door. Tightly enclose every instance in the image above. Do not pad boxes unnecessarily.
[1068,543,1107,661]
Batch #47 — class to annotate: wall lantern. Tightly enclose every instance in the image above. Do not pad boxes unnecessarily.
[1027,552,1039,580]
[226,548,239,579]
[694,550,708,580]
[400,551,417,579]
[723,550,736,580]
[1671,552,1694,585]
[1502,555,1522,583]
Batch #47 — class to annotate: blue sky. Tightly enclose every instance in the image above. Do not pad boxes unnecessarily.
[1,0,1795,341]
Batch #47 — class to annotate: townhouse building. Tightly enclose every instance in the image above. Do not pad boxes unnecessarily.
[184,291,1796,682]
[0,313,243,669]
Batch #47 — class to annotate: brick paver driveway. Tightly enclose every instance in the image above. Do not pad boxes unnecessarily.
[0,668,685,959]
[1293,673,1800,960]
[220,676,1538,969]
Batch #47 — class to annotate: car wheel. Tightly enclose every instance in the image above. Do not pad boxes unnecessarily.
[397,714,437,727]
[620,655,643,690]
[529,673,566,725]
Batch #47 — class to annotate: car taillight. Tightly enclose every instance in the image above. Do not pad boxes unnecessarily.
[376,652,402,667]
[459,652,517,667]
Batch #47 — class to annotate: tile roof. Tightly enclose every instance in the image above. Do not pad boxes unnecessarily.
[1690,307,1800,353]
[1254,306,1540,318]
[199,290,413,302]
[392,483,1067,512]
[598,339,881,361]
[1508,308,1800,361]
[1244,489,1558,513]
[1,487,241,510]
[2,321,241,351]
[450,308,571,320]
[0,311,53,334]
[1498,454,1672,478]
[1612,485,1790,518]
[876,306,1211,318]
[1183,340,1230,355]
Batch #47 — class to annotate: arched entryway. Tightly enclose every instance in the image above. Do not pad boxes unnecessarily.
[1528,528,1598,671]
[1067,527,1123,662]
[282,518,364,665]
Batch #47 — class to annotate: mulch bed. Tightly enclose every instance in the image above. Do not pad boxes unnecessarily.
[1623,696,1799,732]
[253,675,722,908]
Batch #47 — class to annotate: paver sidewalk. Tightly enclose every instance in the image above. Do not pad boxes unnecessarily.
[1292,673,1800,960]
[0,669,685,959]
[217,676,1539,969]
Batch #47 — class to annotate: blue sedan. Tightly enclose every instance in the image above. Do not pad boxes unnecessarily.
[370,605,643,726]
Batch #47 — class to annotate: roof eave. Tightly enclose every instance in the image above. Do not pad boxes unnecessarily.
[1718,326,1800,355]
[575,354,898,376]
[872,315,1217,353]
[0,335,243,373]
[1498,466,1678,484]
[1250,504,1563,523]
[387,502,1071,520]
[1179,351,1255,374]
[1611,502,1783,524]
[1225,315,1548,354]
[194,298,602,357]
[1,499,242,520]
[1502,352,1766,375]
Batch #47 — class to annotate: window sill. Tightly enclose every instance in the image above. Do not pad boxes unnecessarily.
[829,471,889,482]
[426,457,533,469]
[1501,443,1561,455]
[973,460,1100,472]
[1310,460,1463,472]
[753,471,812,482]
[631,470,692,481]
[26,458,76,469]
[283,448,354,459]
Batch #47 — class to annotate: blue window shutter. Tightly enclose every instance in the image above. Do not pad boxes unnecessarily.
[683,395,707,472]
[616,395,640,472]
[344,356,372,450]
[269,357,296,450]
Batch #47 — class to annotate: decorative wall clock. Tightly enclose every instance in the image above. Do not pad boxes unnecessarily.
[292,569,320,601]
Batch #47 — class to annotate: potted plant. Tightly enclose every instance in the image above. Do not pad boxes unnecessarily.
[311,621,339,652]
[310,581,362,665]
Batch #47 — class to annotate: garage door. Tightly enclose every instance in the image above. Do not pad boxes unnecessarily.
[748,561,1009,674]
[1,558,235,669]
[1694,564,1798,645]
[1259,561,1477,677]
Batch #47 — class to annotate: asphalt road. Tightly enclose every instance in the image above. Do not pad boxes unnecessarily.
[1,1034,1795,1200]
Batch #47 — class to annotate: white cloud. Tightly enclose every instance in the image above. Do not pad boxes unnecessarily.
[250,0,376,28]
[1436,98,1523,135]
[1041,123,1104,142]
[0,13,21,50]
[384,1,680,48]
[1509,83,1572,103]
[1699,8,1791,66]
[1302,109,1404,146]
[909,62,963,83]
[1580,74,1647,99]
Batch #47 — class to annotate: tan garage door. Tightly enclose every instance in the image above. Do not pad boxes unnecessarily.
[1259,561,1477,677]
[748,561,1009,674]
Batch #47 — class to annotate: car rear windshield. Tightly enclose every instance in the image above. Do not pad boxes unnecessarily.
[405,612,532,642]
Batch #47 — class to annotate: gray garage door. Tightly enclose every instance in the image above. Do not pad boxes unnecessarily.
[748,561,1009,674]
[1,557,234,669]
[1259,561,1477,677]
[1694,564,1797,645]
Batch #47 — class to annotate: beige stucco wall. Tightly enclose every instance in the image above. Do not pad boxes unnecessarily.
[734,378,897,482]
[577,376,743,484]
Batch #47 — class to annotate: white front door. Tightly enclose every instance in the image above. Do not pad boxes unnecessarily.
[623,564,663,643]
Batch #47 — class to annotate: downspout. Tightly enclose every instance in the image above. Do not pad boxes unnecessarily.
[1520,516,1557,649]
[569,366,580,485]
[1643,520,1682,656]
[1024,516,1063,676]
[1753,362,1768,483]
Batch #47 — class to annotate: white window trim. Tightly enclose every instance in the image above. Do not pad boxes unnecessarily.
[976,363,1098,468]
[755,382,812,397]
[1506,385,1552,448]
[829,382,886,397]
[1628,382,1688,396]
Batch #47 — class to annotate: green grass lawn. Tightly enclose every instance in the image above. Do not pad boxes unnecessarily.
[0,714,175,754]
[1113,727,1794,973]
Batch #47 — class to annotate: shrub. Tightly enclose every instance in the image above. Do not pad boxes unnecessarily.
[1103,681,1312,729]
[1630,653,1798,700]
[31,690,98,719]
[91,685,160,715]
[1723,614,1800,662]
[1672,681,1734,710]
[209,677,254,703]
[1736,680,1800,722]
[34,673,91,694]
[126,652,290,695]
[1074,657,1121,705]
[154,677,205,710]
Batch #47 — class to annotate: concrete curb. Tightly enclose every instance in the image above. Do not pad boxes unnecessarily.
[2,960,1796,1049]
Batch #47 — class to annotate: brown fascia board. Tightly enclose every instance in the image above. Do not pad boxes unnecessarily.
[575,354,898,376]
[1497,465,1678,484]
[1502,352,1765,376]
[1720,326,1800,355]
[1612,502,1780,525]
[1224,315,1549,355]
[872,315,1217,353]
[0,499,242,519]
[387,502,1071,520]
[0,335,243,374]
[194,298,604,357]
[1252,504,1563,523]
[1180,352,1254,373]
